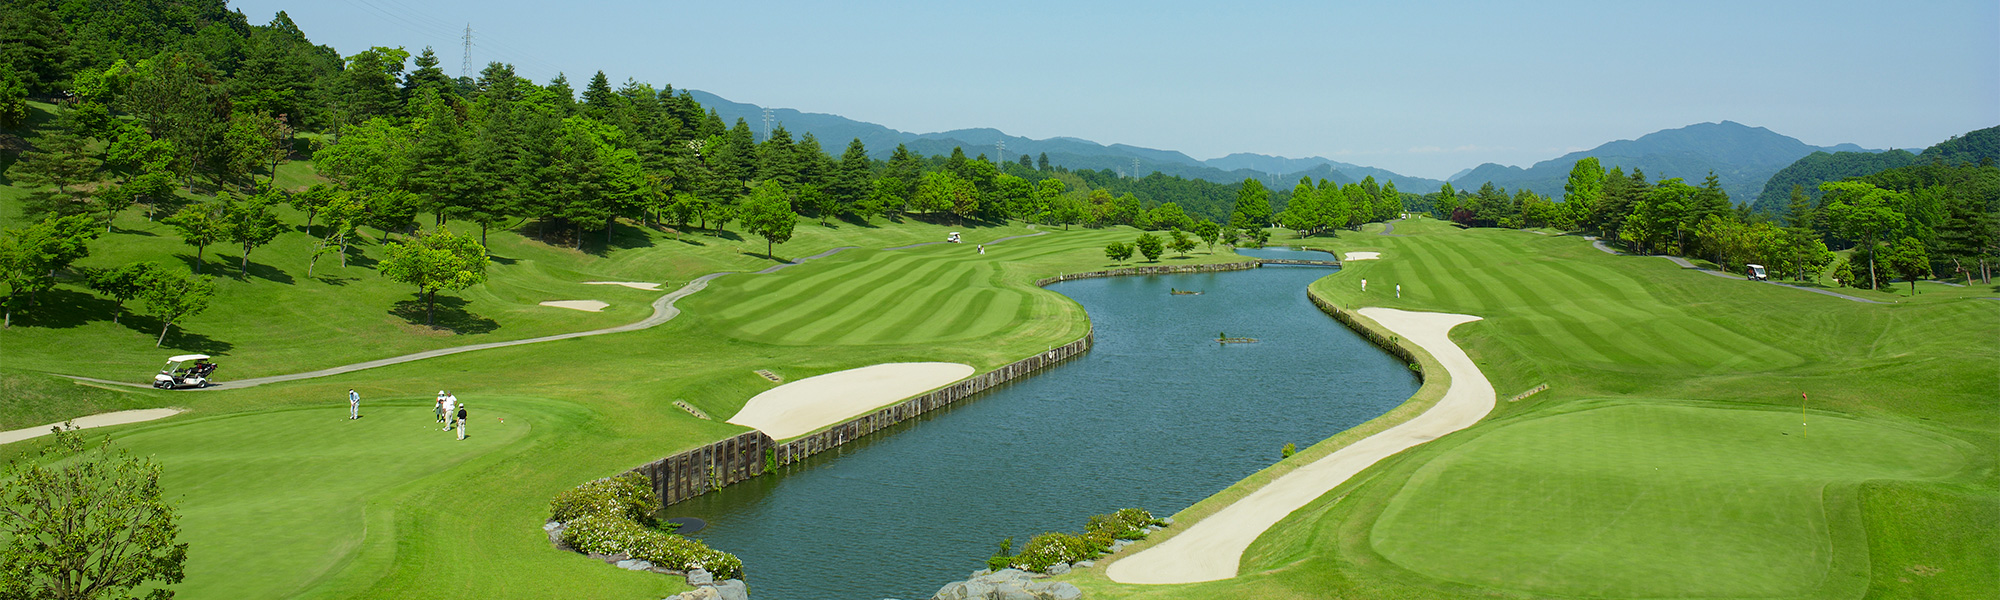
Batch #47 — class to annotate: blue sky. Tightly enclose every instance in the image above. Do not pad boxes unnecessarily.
[232,0,1997,179]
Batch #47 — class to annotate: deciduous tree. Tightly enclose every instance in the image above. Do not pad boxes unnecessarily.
[739,181,797,258]
[0,428,188,600]
[380,227,489,328]
[139,266,215,347]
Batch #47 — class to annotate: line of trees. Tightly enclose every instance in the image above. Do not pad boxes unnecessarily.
[1438,151,1999,290]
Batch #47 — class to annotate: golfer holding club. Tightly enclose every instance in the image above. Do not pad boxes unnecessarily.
[348,389,360,420]
[456,402,468,440]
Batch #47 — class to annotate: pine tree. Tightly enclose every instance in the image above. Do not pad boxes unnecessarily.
[830,138,872,214]
[401,47,455,106]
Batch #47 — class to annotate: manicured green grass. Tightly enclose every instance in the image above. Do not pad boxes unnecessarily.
[1371,402,1972,598]
[1068,218,1996,600]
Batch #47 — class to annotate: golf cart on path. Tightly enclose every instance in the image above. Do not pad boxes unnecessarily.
[1745,264,1768,281]
[154,354,217,389]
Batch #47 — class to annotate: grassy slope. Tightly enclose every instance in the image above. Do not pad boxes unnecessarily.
[2,178,1245,599]
[1071,218,1997,600]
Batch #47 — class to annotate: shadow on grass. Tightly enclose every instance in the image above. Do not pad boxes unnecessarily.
[837,213,880,228]
[487,254,518,265]
[313,274,359,286]
[390,296,499,335]
[239,260,296,284]
[7,288,117,329]
[122,314,235,355]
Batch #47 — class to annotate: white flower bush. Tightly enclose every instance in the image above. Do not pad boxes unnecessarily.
[550,475,744,578]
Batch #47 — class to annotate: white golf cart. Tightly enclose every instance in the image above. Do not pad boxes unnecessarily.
[1745,264,1768,281]
[154,354,218,389]
[947,232,962,243]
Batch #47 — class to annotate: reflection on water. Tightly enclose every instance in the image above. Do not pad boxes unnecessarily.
[664,248,1418,600]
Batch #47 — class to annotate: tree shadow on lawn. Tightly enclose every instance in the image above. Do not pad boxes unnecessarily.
[312,274,360,286]
[8,288,118,330]
[389,295,499,335]
[836,213,879,229]
[486,254,518,265]
[237,259,296,285]
[121,314,235,356]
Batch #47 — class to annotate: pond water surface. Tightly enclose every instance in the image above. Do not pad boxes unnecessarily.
[663,247,1419,600]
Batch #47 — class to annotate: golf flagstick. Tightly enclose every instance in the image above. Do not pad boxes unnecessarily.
[1801,392,1808,438]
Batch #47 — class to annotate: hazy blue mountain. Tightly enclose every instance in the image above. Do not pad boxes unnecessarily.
[686,90,1443,190]
[1450,121,1881,205]
[1917,125,2000,166]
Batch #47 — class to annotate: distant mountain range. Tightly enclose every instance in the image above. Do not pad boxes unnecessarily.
[690,91,1886,206]
[1448,121,1882,205]
[687,90,1446,190]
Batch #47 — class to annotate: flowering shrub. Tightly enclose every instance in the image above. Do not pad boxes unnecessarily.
[1087,508,1159,540]
[1011,532,1094,572]
[549,473,657,525]
[549,473,742,578]
[559,513,743,578]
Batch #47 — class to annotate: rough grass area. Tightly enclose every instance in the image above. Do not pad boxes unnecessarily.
[1069,218,1996,600]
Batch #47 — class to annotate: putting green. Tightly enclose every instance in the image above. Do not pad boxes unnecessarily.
[1368,403,1971,598]
[111,404,526,599]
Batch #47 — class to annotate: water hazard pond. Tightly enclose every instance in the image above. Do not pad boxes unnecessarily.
[663,247,1420,600]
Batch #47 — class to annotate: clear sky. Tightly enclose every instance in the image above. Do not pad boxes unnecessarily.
[231,0,1998,179]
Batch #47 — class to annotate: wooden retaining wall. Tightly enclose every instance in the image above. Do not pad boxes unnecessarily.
[632,330,1094,507]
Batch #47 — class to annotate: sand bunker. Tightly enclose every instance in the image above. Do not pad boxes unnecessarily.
[583,281,661,290]
[1,408,186,445]
[1106,307,1492,584]
[727,362,975,439]
[1344,251,1382,261]
[540,300,608,312]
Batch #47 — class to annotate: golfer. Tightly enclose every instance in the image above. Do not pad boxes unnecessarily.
[434,391,447,424]
[455,403,468,440]
[1396,283,1402,298]
[348,389,360,420]
[1361,278,1368,292]
[441,393,458,431]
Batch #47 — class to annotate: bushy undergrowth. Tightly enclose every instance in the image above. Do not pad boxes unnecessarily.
[549,473,742,578]
[995,507,1166,572]
[549,473,658,525]
[558,513,743,577]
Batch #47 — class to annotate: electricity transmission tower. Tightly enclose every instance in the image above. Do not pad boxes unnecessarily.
[761,108,773,142]
[460,24,473,80]
[1132,158,1141,179]
[996,140,1005,166]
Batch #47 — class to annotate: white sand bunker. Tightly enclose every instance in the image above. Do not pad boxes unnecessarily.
[1344,251,1382,261]
[540,300,608,312]
[728,362,975,439]
[583,281,661,290]
[1,408,186,445]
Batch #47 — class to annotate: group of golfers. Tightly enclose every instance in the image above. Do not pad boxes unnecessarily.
[344,389,470,440]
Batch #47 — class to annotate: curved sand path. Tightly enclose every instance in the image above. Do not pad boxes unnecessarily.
[0,408,186,445]
[1106,307,1494,584]
[726,362,976,439]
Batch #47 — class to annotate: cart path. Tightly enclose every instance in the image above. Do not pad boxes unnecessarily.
[1587,238,1884,304]
[1,408,187,445]
[57,232,1058,391]
[1106,308,1494,584]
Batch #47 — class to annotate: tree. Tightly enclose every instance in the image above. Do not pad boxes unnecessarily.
[913,171,974,220]
[220,190,285,276]
[139,267,215,347]
[1105,242,1133,263]
[0,428,187,600]
[379,228,489,328]
[1821,180,1907,289]
[739,181,797,258]
[0,215,100,327]
[1193,219,1220,253]
[83,262,161,324]
[1887,237,1932,293]
[10,129,102,219]
[1560,157,1603,230]
[1135,233,1164,262]
[1168,229,1197,257]
[830,138,872,215]
[1231,179,1271,229]
[1037,152,1050,171]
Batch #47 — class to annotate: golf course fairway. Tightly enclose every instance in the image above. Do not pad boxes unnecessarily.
[1370,402,1974,598]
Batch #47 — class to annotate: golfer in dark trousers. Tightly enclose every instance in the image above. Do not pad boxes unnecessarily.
[456,404,468,440]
